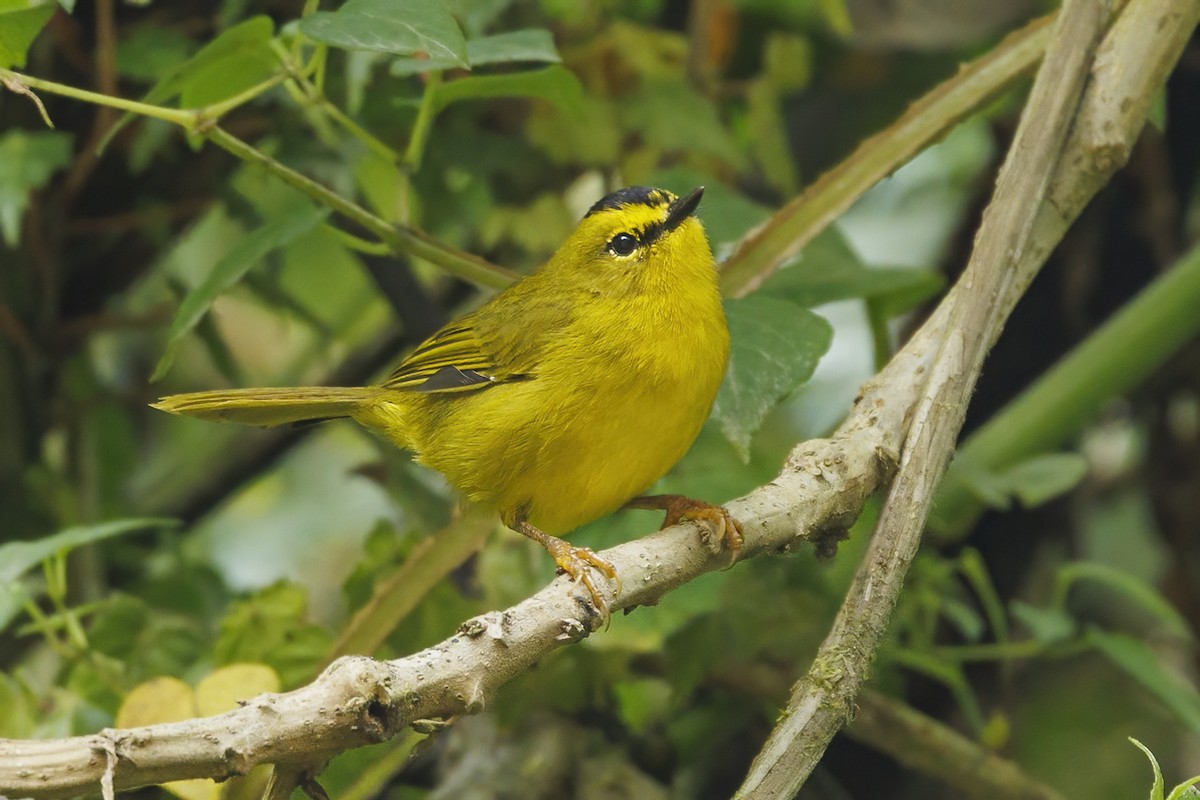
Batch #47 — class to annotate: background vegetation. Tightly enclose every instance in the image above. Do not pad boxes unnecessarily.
[1,0,1199,797]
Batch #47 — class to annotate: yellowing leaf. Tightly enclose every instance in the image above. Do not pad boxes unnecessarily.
[195,663,280,717]
[162,779,216,800]
[116,678,215,800]
[115,676,195,727]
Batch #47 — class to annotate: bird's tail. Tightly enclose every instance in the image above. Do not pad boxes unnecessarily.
[151,386,379,427]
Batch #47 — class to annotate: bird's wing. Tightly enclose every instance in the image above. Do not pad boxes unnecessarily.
[380,320,531,394]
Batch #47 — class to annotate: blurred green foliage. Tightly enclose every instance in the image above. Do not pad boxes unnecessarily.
[1,1,1199,798]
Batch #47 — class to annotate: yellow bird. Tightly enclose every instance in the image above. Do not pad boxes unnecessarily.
[153,186,739,618]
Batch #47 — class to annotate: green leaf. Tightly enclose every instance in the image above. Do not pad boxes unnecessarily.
[215,582,332,688]
[761,226,944,309]
[1169,777,1200,800]
[817,0,854,36]
[953,451,1088,511]
[299,0,468,66]
[1056,562,1192,640]
[391,29,560,76]
[139,17,278,109]
[1009,600,1075,645]
[1129,738,1165,800]
[1167,773,1200,800]
[0,0,56,69]
[745,79,798,197]
[432,64,583,114]
[887,648,987,733]
[0,519,174,631]
[441,0,510,38]
[713,295,833,459]
[940,596,985,642]
[0,130,72,246]
[0,519,174,586]
[623,80,743,166]
[613,678,672,735]
[999,452,1089,508]
[466,28,558,66]
[1090,630,1200,735]
[152,203,329,381]
[115,25,199,82]
[0,673,36,738]
[97,19,276,191]
[177,17,277,108]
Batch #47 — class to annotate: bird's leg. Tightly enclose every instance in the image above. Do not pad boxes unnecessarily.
[626,494,744,556]
[506,511,619,623]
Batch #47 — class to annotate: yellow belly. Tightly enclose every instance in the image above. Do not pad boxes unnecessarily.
[358,319,727,535]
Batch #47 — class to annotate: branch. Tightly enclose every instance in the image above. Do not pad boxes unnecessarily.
[1,1,1194,797]
[0,416,907,799]
[848,690,1065,800]
[719,10,1054,297]
[0,69,517,290]
[734,0,1199,795]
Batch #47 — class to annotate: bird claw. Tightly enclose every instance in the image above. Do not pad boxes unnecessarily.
[547,542,620,626]
[655,496,744,558]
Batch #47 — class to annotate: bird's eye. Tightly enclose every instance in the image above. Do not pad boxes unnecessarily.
[607,233,638,257]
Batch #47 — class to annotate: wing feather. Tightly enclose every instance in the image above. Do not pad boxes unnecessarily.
[382,321,526,393]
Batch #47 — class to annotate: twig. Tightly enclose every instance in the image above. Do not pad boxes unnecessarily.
[61,0,119,205]
[0,69,517,290]
[847,690,1065,800]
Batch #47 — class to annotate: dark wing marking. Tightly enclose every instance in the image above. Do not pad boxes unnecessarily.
[382,321,525,394]
[414,366,494,392]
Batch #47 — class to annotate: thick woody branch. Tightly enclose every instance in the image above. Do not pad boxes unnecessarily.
[1,1,1194,798]
[0,421,908,800]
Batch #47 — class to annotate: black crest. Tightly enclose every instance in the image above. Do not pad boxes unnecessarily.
[585,186,672,218]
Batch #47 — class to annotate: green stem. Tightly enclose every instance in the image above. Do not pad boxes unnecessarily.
[205,126,517,288]
[718,12,1053,298]
[1,68,195,128]
[2,67,516,289]
[932,638,1047,663]
[931,241,1200,539]
[200,70,291,121]
[404,72,442,172]
[865,298,893,371]
[321,97,401,162]
[321,224,392,255]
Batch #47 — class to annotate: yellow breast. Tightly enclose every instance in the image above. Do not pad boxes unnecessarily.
[355,196,729,535]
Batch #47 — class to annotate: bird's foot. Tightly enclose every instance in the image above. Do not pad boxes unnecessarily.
[543,537,619,624]
[628,494,744,557]
[509,515,619,626]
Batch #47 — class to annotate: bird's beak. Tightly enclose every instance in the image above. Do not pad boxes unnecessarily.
[663,186,704,233]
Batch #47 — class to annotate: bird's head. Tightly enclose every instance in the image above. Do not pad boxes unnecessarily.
[545,186,716,293]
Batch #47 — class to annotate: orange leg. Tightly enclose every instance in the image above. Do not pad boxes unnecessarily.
[507,512,618,623]
[626,494,744,557]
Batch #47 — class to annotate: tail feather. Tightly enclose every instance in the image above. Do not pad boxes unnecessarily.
[151,386,378,427]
